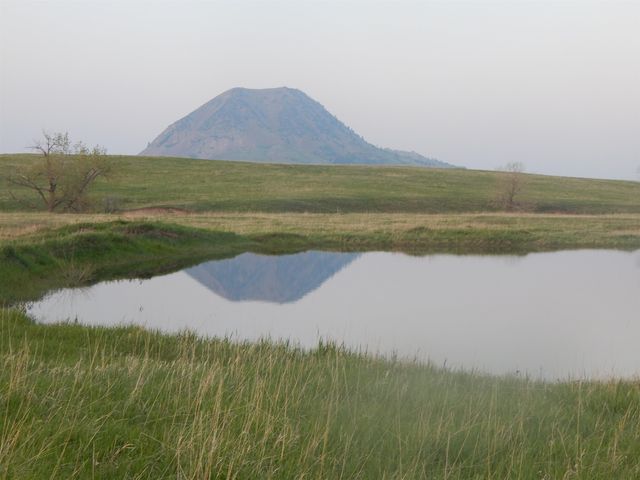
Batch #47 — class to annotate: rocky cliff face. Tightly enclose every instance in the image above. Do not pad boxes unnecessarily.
[141,87,452,167]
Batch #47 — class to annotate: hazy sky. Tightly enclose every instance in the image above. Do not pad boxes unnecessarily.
[1,0,638,180]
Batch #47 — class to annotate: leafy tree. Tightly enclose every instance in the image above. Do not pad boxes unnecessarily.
[8,131,109,212]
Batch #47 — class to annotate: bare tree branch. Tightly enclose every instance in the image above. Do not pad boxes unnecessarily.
[9,131,109,213]
[9,190,39,210]
[7,175,49,206]
[496,162,525,211]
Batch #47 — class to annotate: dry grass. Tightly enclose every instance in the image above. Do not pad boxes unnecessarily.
[2,211,639,248]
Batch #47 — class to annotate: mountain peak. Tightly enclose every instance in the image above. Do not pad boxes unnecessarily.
[141,87,453,168]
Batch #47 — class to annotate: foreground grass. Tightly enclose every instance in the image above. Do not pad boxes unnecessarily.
[2,154,640,214]
[1,309,639,479]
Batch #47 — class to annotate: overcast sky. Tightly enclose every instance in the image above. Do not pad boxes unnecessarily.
[1,0,638,180]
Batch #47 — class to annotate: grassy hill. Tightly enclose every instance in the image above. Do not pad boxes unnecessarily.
[1,154,639,214]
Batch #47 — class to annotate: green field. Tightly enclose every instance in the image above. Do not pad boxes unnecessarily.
[1,154,640,478]
[2,154,640,214]
[2,309,640,479]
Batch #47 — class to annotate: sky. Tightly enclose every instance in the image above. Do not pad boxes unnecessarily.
[1,0,638,180]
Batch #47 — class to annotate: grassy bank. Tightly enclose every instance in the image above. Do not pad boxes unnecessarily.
[2,213,639,304]
[2,154,640,214]
[3,211,640,249]
[1,309,639,479]
[0,221,262,304]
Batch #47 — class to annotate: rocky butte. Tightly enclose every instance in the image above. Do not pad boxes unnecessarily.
[141,87,452,167]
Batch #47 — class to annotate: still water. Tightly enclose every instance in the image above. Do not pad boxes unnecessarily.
[28,249,640,380]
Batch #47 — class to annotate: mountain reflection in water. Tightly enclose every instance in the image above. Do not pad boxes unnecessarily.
[186,252,360,303]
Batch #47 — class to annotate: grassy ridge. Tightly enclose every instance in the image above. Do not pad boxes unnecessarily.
[2,309,639,479]
[2,154,639,214]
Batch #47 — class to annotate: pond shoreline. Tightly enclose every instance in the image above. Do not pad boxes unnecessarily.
[2,214,640,304]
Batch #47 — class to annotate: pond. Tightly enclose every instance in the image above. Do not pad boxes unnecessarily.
[28,249,640,380]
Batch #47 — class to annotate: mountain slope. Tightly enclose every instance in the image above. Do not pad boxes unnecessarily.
[140,87,452,167]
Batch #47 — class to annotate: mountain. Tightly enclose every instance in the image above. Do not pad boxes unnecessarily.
[186,251,360,304]
[140,87,453,167]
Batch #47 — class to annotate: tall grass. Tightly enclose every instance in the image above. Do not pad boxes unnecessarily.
[2,309,639,479]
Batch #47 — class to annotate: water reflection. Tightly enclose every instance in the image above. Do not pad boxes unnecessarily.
[186,251,359,303]
[27,249,640,380]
